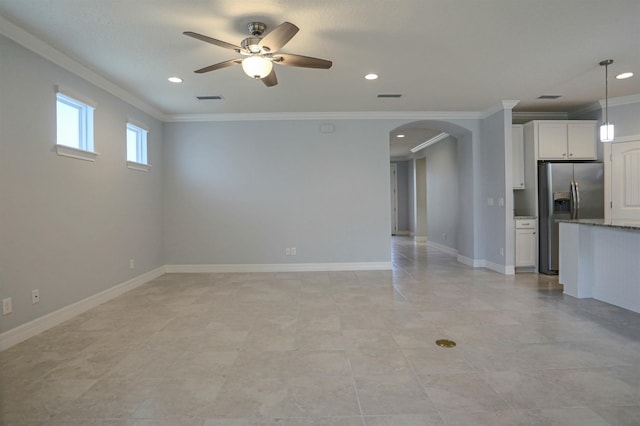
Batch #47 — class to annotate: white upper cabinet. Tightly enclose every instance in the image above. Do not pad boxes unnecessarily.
[567,122,597,159]
[538,122,567,159]
[536,121,597,160]
[512,125,525,189]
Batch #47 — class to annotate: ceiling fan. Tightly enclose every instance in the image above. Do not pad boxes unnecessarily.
[184,21,332,87]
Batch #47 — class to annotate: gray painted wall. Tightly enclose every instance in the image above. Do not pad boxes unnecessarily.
[407,160,416,236]
[608,102,640,137]
[479,110,509,267]
[419,137,460,251]
[163,120,392,264]
[0,36,165,333]
[414,158,427,238]
[391,161,410,233]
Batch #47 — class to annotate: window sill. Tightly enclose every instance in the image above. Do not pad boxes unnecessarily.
[56,145,98,162]
[127,161,151,172]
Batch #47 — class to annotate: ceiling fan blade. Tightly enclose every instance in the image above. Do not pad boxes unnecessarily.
[183,31,242,51]
[259,22,299,52]
[274,53,332,69]
[261,69,278,87]
[194,59,241,74]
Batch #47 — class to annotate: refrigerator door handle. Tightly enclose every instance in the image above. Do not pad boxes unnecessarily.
[574,180,580,219]
[569,181,575,219]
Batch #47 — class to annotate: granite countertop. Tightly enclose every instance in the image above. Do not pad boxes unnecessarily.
[515,215,537,220]
[557,218,640,231]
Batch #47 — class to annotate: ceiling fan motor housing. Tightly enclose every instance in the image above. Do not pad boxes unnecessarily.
[248,22,266,36]
[241,37,263,54]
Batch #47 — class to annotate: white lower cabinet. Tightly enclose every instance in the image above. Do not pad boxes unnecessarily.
[515,219,537,267]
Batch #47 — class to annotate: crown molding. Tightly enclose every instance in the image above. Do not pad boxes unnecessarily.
[478,100,519,119]
[600,93,640,108]
[513,111,570,121]
[165,110,485,122]
[0,14,168,122]
[566,102,600,119]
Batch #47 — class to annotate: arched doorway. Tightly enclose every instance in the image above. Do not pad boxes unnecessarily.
[388,120,476,260]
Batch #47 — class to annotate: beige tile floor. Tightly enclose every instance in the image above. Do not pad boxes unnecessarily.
[1,237,640,425]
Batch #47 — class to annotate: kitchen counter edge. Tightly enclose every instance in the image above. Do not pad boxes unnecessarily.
[556,218,640,231]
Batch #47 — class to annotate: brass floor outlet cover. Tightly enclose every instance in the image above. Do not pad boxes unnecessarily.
[436,339,456,348]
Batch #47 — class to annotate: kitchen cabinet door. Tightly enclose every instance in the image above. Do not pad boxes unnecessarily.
[515,229,536,267]
[512,125,525,189]
[538,122,568,159]
[567,121,597,159]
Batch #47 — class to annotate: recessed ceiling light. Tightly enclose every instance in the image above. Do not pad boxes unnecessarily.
[168,77,183,83]
[396,134,405,138]
[616,72,634,80]
[365,73,378,80]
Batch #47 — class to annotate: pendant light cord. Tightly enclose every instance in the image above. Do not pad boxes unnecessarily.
[600,59,613,125]
[605,62,609,124]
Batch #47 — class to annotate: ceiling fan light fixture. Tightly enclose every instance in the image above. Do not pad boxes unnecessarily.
[241,55,273,79]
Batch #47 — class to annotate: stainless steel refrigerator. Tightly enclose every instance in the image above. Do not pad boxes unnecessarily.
[538,162,604,275]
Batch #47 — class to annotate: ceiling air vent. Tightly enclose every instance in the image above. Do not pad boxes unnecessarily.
[196,95,224,100]
[377,94,402,98]
[537,95,562,99]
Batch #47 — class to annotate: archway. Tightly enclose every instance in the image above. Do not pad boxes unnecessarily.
[388,119,476,262]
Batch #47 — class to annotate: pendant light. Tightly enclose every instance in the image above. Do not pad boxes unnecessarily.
[599,59,614,142]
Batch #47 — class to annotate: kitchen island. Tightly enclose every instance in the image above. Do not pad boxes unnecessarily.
[559,219,640,313]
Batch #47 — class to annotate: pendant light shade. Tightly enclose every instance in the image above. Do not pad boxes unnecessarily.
[599,59,614,143]
[600,123,614,142]
[242,55,273,79]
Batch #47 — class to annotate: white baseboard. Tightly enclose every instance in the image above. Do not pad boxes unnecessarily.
[456,255,511,275]
[426,241,458,256]
[165,262,393,273]
[0,266,165,351]
[394,231,411,236]
[457,254,485,268]
[485,261,512,275]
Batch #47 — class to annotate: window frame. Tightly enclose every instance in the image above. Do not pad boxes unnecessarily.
[55,86,97,162]
[126,120,150,172]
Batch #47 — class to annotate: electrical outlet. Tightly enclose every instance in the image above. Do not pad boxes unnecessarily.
[487,197,494,206]
[285,248,291,256]
[2,297,12,315]
[498,197,505,207]
[32,289,40,304]
[442,232,447,241]
[500,247,505,256]
[291,247,297,256]
[129,259,135,270]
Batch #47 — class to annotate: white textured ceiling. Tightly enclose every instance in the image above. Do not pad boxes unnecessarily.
[1,0,639,120]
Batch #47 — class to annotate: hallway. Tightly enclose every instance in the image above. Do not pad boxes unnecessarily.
[2,238,639,425]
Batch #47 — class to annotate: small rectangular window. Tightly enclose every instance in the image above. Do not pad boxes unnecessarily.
[126,122,149,171]
[56,93,94,151]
